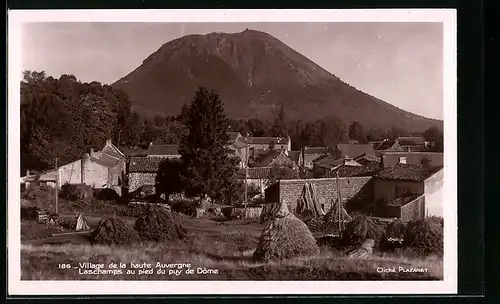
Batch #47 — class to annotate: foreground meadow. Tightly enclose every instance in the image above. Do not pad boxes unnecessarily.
[20,217,442,281]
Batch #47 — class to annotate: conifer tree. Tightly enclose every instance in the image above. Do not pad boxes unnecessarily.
[179,87,242,205]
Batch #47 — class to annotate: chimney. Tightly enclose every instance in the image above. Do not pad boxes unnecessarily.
[26,170,30,176]
[106,139,112,146]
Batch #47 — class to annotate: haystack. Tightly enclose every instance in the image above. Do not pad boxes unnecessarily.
[342,215,386,247]
[134,205,187,241]
[295,183,325,218]
[260,202,282,223]
[90,218,139,245]
[253,200,320,262]
[323,199,352,235]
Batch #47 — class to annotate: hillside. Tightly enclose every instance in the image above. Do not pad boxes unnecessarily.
[112,29,442,132]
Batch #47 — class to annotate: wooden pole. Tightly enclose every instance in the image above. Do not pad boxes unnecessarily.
[244,145,249,208]
[55,157,59,214]
[336,171,342,237]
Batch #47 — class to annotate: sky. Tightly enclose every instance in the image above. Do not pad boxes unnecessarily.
[21,22,443,120]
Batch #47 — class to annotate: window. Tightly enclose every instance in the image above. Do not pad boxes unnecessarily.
[399,157,407,164]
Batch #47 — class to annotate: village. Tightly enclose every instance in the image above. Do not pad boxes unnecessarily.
[19,121,445,280]
[21,132,444,222]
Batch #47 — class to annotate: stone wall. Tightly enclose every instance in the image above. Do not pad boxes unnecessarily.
[129,172,157,193]
[265,177,373,213]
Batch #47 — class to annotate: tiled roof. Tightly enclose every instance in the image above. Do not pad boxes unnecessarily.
[374,163,442,182]
[147,144,180,156]
[252,150,283,167]
[129,157,164,172]
[22,170,57,182]
[91,153,122,168]
[304,147,326,154]
[101,149,123,159]
[231,138,249,149]
[228,132,242,142]
[386,194,422,207]
[397,137,425,146]
[376,140,397,150]
[354,153,380,165]
[336,144,375,159]
[314,155,362,169]
[325,161,382,178]
[247,136,289,145]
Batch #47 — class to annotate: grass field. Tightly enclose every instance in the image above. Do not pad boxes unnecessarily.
[20,213,443,281]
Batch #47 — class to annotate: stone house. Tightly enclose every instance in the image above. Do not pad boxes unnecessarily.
[312,155,362,178]
[128,156,164,196]
[251,149,299,170]
[227,132,250,168]
[246,136,291,159]
[265,177,373,214]
[265,162,444,220]
[21,139,126,196]
[238,167,272,195]
[301,146,327,169]
[373,163,444,218]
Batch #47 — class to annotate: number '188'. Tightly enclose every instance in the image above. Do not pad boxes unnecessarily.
[58,264,71,269]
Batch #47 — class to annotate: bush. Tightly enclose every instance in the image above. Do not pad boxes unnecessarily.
[386,219,407,240]
[23,184,56,209]
[342,215,386,248]
[134,206,188,241]
[60,183,93,201]
[89,218,139,245]
[21,206,40,221]
[21,221,61,241]
[171,200,197,216]
[405,217,444,256]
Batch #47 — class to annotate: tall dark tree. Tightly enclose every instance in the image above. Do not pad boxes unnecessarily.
[348,121,367,143]
[178,87,241,205]
[247,118,267,137]
[387,124,409,139]
[423,126,442,144]
[155,158,184,203]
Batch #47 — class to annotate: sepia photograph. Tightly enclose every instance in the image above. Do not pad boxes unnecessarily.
[8,9,457,295]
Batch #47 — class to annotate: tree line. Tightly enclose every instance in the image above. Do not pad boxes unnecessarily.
[21,71,443,175]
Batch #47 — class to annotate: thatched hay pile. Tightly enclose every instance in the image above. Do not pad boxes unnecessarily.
[90,218,139,245]
[253,201,320,262]
[134,205,188,241]
[260,202,282,223]
[342,215,386,248]
[295,183,325,218]
[405,216,443,256]
[323,199,352,234]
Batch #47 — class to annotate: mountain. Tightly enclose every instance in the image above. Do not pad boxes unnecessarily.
[112,29,442,132]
